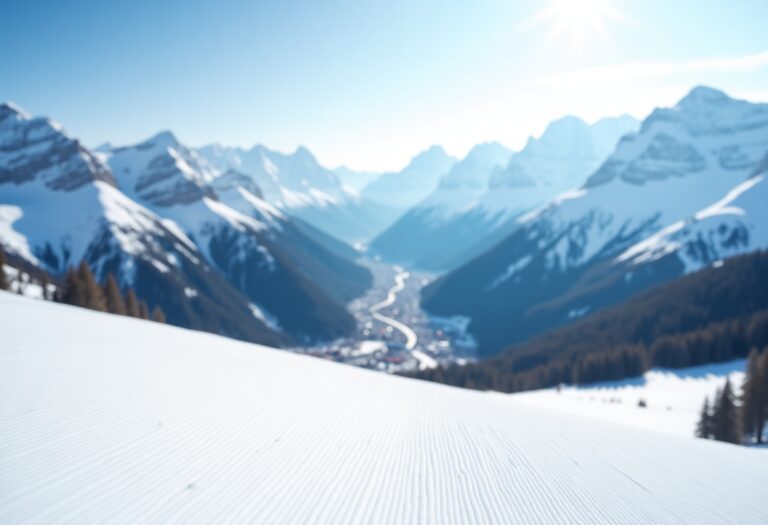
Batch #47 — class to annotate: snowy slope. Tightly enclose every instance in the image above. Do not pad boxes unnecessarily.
[618,170,768,273]
[423,87,768,354]
[514,360,746,439]
[1,292,767,524]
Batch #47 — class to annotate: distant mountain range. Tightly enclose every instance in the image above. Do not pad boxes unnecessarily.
[2,86,766,361]
[422,87,768,357]
[0,103,372,346]
[370,115,639,271]
[196,143,396,244]
[360,145,457,211]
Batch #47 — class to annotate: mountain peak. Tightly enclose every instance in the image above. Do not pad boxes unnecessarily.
[533,115,589,145]
[0,101,29,121]
[422,144,448,156]
[293,145,316,161]
[466,141,512,161]
[146,130,180,148]
[546,115,587,130]
[409,145,452,166]
[676,86,732,110]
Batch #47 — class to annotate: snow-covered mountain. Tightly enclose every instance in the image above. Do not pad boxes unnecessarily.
[3,291,767,523]
[372,117,638,271]
[422,87,768,356]
[197,144,393,243]
[361,145,457,210]
[0,103,371,345]
[102,132,372,340]
[0,103,287,345]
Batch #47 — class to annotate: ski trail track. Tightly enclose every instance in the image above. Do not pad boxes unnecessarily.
[1,292,767,524]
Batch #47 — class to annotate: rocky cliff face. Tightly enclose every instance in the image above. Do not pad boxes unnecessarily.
[0,103,115,190]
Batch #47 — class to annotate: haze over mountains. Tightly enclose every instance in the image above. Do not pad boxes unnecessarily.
[423,87,768,356]
[371,115,639,271]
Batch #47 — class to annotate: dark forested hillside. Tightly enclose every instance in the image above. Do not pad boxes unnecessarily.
[412,251,768,392]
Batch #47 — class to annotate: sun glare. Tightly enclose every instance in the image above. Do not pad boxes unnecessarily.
[536,0,624,48]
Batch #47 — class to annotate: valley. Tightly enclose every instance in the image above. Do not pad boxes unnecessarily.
[294,258,477,372]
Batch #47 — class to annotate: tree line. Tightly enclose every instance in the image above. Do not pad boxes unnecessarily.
[56,261,166,322]
[1,246,164,323]
[410,251,768,393]
[696,347,768,445]
[0,247,7,291]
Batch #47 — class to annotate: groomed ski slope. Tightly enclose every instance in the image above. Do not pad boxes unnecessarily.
[1,292,767,524]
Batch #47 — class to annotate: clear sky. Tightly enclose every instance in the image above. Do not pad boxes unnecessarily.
[2,0,768,171]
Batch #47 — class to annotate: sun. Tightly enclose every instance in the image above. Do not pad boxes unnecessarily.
[535,0,624,48]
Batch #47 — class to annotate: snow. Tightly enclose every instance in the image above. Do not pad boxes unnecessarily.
[0,178,175,276]
[105,138,285,270]
[409,116,636,227]
[617,175,768,272]
[248,302,281,332]
[2,265,55,299]
[2,292,767,523]
[355,340,387,356]
[500,88,768,275]
[487,255,532,289]
[0,205,35,262]
[513,361,747,440]
[196,143,350,211]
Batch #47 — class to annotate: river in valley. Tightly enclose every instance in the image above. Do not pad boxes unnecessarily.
[293,258,477,373]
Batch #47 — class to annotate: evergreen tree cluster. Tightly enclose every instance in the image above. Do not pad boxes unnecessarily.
[696,348,768,445]
[696,379,741,444]
[0,246,54,298]
[56,261,165,322]
[410,251,768,394]
[0,246,8,291]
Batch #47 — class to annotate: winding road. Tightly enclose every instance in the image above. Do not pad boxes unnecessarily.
[369,269,418,351]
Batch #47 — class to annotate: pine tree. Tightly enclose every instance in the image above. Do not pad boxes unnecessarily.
[757,349,768,444]
[151,305,166,323]
[138,300,149,320]
[103,273,126,315]
[695,396,713,439]
[713,379,741,444]
[61,267,86,307]
[40,274,51,300]
[0,248,8,291]
[76,262,107,311]
[742,348,766,443]
[123,289,140,317]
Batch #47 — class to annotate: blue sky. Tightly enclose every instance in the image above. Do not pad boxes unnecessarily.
[2,0,768,170]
